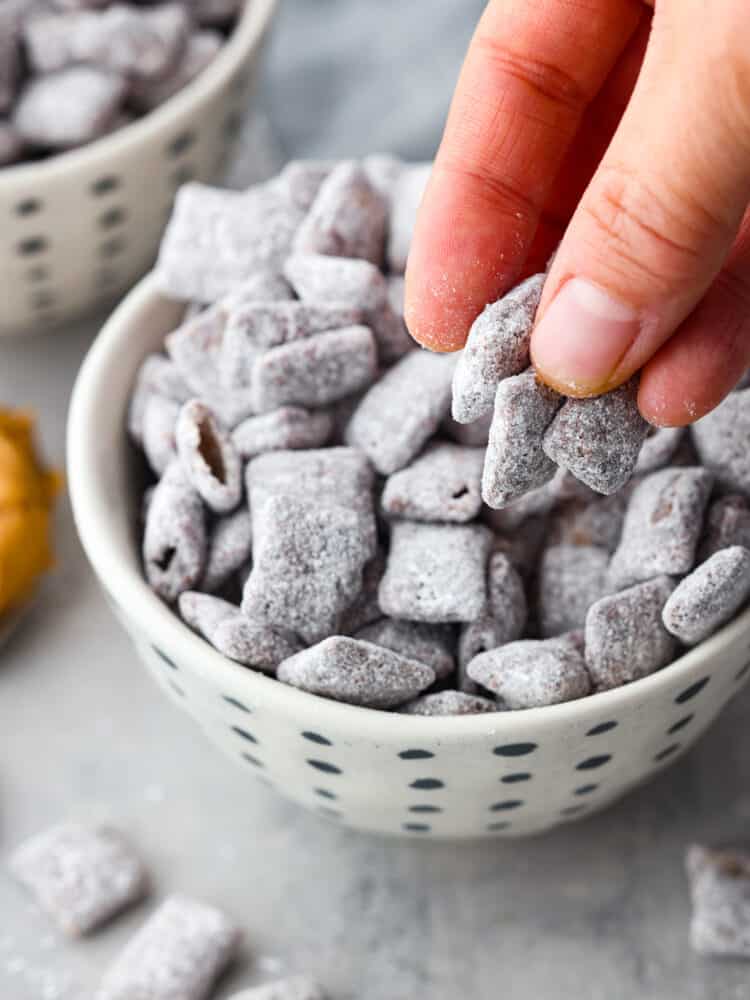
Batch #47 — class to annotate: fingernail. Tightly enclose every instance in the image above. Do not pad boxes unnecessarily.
[531,278,641,394]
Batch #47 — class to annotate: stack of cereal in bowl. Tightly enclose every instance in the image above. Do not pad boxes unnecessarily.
[68,158,750,839]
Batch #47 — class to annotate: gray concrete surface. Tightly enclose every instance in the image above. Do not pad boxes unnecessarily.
[2,2,750,997]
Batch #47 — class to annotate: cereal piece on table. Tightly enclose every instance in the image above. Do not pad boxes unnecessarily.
[542,378,649,495]
[452,274,545,424]
[9,823,148,937]
[362,152,403,200]
[212,615,302,673]
[401,690,498,716]
[608,467,714,589]
[130,29,221,112]
[13,66,127,149]
[337,548,385,634]
[201,507,252,592]
[700,494,750,561]
[686,844,750,958]
[276,159,335,211]
[381,443,484,523]
[482,370,562,508]
[634,426,685,475]
[537,544,609,638]
[692,388,750,495]
[378,521,492,623]
[143,461,206,603]
[293,160,388,265]
[547,491,628,553]
[355,618,455,680]
[345,350,456,475]
[96,894,240,1000]
[176,400,243,514]
[178,590,237,640]
[251,325,377,413]
[228,978,325,1000]
[467,635,591,709]
[242,494,375,643]
[0,120,24,164]
[141,394,180,477]
[386,162,431,273]
[585,575,677,690]
[232,407,333,460]
[487,551,528,636]
[662,546,750,645]
[127,353,191,445]
[442,408,492,447]
[157,182,305,303]
[277,636,435,709]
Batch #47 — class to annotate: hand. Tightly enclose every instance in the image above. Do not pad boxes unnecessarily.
[404,0,750,425]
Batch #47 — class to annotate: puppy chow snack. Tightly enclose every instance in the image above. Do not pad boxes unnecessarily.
[401,690,497,716]
[201,506,252,591]
[9,823,148,937]
[699,494,750,561]
[130,28,221,111]
[176,399,243,514]
[662,546,750,646]
[537,543,609,638]
[228,977,326,1000]
[355,618,455,681]
[686,845,750,958]
[232,407,334,461]
[692,388,750,495]
[143,460,206,602]
[96,894,240,1000]
[381,442,484,523]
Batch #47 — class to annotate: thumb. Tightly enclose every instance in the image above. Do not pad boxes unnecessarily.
[531,0,750,398]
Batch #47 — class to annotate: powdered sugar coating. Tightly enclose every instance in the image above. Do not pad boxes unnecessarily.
[355,618,455,680]
[585,576,677,690]
[537,544,609,638]
[467,635,591,709]
[212,615,302,673]
[10,823,148,937]
[232,407,333,461]
[176,400,243,514]
[662,546,750,645]
[143,461,206,602]
[141,394,180,477]
[228,978,326,1000]
[452,273,545,424]
[547,491,628,553]
[200,507,252,592]
[692,388,750,495]
[276,159,334,211]
[487,551,527,639]
[482,370,562,508]
[699,494,750,561]
[381,442,484,523]
[128,353,191,445]
[401,690,498,716]
[686,844,750,958]
[178,590,237,641]
[277,636,435,709]
[96,894,240,1000]
[386,162,430,273]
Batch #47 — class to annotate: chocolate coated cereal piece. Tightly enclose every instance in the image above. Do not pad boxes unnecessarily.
[336,548,385,634]
[543,378,649,495]
[228,978,326,1000]
[699,494,750,561]
[467,635,591,709]
[401,690,498,716]
[608,467,714,589]
[482,370,562,508]
[201,507,253,592]
[537,544,609,638]
[0,120,23,164]
[276,159,334,211]
[634,426,685,475]
[487,551,528,636]
[379,521,492,623]
[141,393,180,477]
[251,325,377,413]
[96,894,240,1000]
[442,408,492,447]
[176,399,243,514]
[293,160,388,265]
[381,442,484,523]
[224,269,296,307]
[457,616,510,693]
[355,618,455,680]
[686,844,750,958]
[232,407,333,460]
[547,491,628,553]
[9,823,148,937]
[212,615,302,673]
[452,274,545,424]
[692,388,750,495]
[178,590,237,640]
[127,353,191,445]
[144,461,206,602]
[662,546,750,645]
[223,302,362,360]
[188,0,243,26]
[130,29,221,112]
[482,466,572,532]
[165,306,226,396]
[14,65,127,148]
[585,575,677,690]
[345,350,456,475]
[277,636,435,709]
[386,162,431,273]
[242,494,375,643]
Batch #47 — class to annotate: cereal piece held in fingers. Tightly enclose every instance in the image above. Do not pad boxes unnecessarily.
[96,894,240,1000]
[176,400,243,514]
[387,162,431,273]
[9,823,148,937]
[381,443,484,523]
[608,467,714,590]
[346,350,456,475]
[144,461,206,602]
[685,844,750,958]
[177,591,237,641]
[585,576,677,690]
[224,269,296,307]
[662,546,750,646]
[692,388,750,495]
[467,635,591,709]
[401,690,498,716]
[201,507,252,592]
[542,378,649,495]
[482,370,562,508]
[277,636,435,709]
[537,544,609,638]
[634,426,685,475]
[141,394,180,477]
[294,160,387,265]
[227,977,326,1000]
[232,407,333,460]
[212,615,302,673]
[699,494,750,561]
[452,274,545,424]
[355,618,455,680]
[379,521,492,623]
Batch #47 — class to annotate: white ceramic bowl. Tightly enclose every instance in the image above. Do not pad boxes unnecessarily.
[0,0,277,338]
[67,276,750,839]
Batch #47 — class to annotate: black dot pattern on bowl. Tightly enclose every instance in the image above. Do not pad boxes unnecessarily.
[735,662,750,682]
[91,175,120,195]
[99,236,125,258]
[26,266,48,282]
[222,694,251,713]
[493,742,538,757]
[402,823,431,833]
[501,772,531,784]
[489,800,524,812]
[307,759,342,775]
[168,679,185,698]
[575,754,612,771]
[167,130,196,157]
[301,731,332,746]
[242,752,263,768]
[398,749,434,760]
[561,804,587,817]
[409,778,444,790]
[15,198,41,216]
[153,646,178,670]
[408,805,442,814]
[667,714,693,735]
[98,207,126,229]
[653,743,680,763]
[586,721,618,736]
[231,725,258,744]
[575,784,598,796]
[487,821,511,832]
[314,788,337,800]
[17,236,47,256]
[675,677,709,703]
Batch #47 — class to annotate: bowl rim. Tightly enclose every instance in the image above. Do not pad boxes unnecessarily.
[67,274,750,740]
[0,0,278,186]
